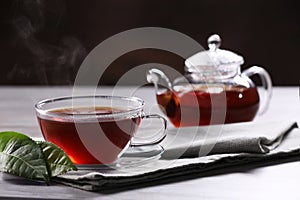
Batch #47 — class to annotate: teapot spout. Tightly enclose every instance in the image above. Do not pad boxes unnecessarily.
[146,69,173,94]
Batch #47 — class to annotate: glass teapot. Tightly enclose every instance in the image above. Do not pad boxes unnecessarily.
[146,34,272,127]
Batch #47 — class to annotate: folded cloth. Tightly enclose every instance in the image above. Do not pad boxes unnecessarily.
[161,120,298,159]
[54,121,300,191]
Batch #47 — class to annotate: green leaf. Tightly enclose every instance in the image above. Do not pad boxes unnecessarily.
[38,141,77,177]
[0,131,49,183]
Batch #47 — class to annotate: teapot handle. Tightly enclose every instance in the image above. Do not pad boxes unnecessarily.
[241,66,272,115]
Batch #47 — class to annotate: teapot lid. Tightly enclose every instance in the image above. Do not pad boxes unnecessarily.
[185,34,244,76]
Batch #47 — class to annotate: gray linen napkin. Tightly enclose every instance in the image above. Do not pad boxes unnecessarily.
[161,121,297,159]
[54,121,300,191]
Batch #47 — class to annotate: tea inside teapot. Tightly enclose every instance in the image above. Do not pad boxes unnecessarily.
[155,83,259,127]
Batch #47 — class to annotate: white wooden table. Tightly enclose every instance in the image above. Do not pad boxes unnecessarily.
[0,86,300,199]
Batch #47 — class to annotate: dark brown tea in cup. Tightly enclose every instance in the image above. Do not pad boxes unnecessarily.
[38,106,141,164]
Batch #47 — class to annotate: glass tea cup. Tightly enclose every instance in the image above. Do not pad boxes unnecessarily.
[35,95,167,165]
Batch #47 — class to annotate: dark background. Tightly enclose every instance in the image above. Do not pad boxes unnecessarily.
[0,0,299,86]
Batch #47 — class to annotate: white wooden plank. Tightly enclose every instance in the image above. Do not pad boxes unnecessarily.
[0,86,300,199]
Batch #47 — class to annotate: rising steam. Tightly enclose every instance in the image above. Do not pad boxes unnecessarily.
[8,0,86,85]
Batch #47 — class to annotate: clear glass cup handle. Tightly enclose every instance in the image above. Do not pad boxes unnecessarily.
[242,66,272,114]
[130,114,167,146]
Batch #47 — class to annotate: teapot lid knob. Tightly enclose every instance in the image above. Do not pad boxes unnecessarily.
[208,34,221,51]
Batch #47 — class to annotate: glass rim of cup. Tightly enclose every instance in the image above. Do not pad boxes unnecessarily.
[35,95,145,121]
